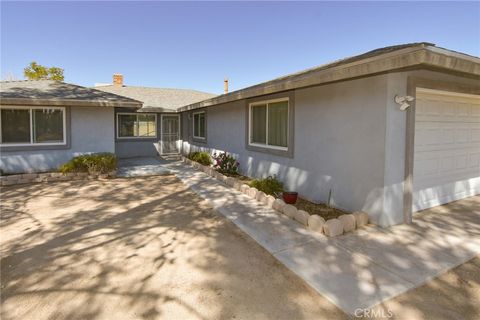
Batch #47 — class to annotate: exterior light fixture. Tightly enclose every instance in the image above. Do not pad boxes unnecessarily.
[394,95,415,111]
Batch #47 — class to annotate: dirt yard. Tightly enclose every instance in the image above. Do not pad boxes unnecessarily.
[1,177,479,320]
[0,176,346,320]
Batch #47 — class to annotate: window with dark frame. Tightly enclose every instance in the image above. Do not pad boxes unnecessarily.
[193,111,206,139]
[117,113,156,138]
[249,99,288,149]
[0,107,65,145]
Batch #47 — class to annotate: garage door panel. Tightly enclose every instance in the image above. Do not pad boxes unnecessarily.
[414,123,478,151]
[415,178,480,210]
[413,88,480,212]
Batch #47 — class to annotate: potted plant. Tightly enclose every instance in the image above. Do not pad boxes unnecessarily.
[282,191,298,204]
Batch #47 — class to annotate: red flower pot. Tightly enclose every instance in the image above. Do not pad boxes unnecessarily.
[283,192,298,204]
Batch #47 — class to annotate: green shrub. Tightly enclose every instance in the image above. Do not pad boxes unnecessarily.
[187,151,212,166]
[249,176,284,196]
[213,152,239,175]
[59,153,117,174]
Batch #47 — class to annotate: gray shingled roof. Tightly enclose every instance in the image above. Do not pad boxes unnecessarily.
[178,42,480,112]
[0,80,143,107]
[94,85,216,112]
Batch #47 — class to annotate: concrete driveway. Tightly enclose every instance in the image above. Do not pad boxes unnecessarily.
[0,177,346,320]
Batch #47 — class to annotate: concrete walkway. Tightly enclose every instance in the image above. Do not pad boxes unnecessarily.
[117,157,172,177]
[164,161,480,315]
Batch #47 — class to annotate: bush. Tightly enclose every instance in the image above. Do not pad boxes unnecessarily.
[187,151,212,166]
[249,176,284,196]
[59,153,117,174]
[213,152,239,175]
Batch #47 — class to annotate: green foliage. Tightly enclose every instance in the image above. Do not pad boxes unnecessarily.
[59,153,117,174]
[249,176,284,196]
[24,61,65,81]
[187,151,212,166]
[213,152,239,175]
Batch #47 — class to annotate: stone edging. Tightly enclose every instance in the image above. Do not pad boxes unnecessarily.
[183,157,370,237]
[0,171,117,187]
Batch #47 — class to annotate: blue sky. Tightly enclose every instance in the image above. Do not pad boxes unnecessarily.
[1,1,479,94]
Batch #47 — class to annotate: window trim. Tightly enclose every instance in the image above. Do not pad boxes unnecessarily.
[192,111,206,140]
[116,112,157,139]
[0,106,67,147]
[248,97,289,151]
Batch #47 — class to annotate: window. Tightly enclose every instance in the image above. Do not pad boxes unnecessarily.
[117,113,156,138]
[193,111,206,139]
[249,98,289,149]
[0,107,66,145]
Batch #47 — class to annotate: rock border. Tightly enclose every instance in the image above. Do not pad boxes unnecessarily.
[0,171,117,187]
[183,157,371,237]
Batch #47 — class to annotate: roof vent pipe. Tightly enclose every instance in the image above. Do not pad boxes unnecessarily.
[224,78,229,94]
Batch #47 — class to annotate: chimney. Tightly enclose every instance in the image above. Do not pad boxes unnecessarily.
[224,78,229,94]
[113,74,123,87]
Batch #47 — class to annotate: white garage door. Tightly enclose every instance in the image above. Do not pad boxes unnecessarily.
[413,88,480,212]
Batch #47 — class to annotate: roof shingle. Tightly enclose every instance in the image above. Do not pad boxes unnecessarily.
[0,80,142,107]
[94,85,216,112]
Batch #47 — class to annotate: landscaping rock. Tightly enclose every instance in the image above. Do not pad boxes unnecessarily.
[353,211,369,228]
[256,191,267,202]
[308,215,326,233]
[265,195,276,207]
[338,214,356,233]
[22,173,38,179]
[247,187,258,199]
[272,199,286,212]
[323,219,344,237]
[233,181,242,191]
[240,184,249,194]
[282,204,297,218]
[226,177,236,187]
[294,210,310,226]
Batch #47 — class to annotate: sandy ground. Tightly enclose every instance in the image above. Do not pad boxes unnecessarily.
[370,256,480,320]
[0,177,346,320]
[1,177,479,320]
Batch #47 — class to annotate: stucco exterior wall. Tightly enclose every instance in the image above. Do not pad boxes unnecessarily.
[381,69,480,225]
[182,70,478,226]
[113,107,162,158]
[0,106,115,173]
[181,75,390,223]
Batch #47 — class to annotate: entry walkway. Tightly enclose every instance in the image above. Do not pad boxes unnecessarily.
[164,160,480,315]
[117,157,172,177]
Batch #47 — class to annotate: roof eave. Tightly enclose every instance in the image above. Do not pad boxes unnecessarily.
[0,98,143,108]
[177,46,480,112]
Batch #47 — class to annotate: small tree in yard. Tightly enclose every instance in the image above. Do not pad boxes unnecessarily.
[24,62,64,81]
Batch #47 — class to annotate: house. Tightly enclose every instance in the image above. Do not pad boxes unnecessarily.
[176,43,480,227]
[0,80,142,172]
[1,42,479,227]
[93,74,215,158]
[0,78,215,173]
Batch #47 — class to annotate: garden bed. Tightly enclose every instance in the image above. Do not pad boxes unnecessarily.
[183,155,371,237]
[293,197,347,220]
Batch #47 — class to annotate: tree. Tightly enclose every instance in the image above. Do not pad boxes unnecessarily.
[24,62,64,81]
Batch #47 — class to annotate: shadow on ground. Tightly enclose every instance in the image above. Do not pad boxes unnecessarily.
[0,177,345,320]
